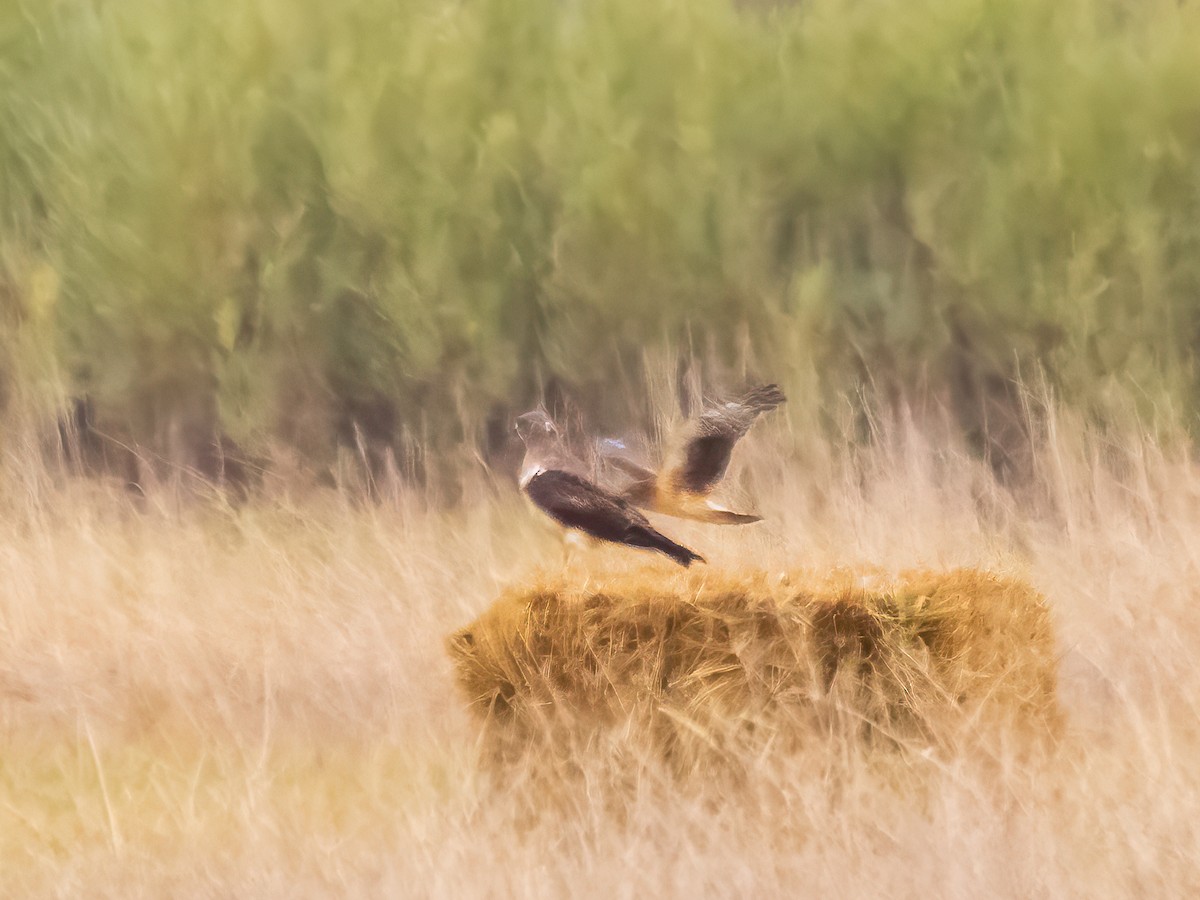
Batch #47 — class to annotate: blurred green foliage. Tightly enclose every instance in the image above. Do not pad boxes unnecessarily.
[2,0,1200,469]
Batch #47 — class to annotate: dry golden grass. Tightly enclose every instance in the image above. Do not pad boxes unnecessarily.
[449,567,1059,775]
[2,410,1200,896]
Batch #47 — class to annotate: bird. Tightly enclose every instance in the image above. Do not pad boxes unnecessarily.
[514,409,705,567]
[598,384,786,525]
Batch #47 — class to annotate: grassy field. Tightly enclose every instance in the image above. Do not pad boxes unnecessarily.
[4,0,1200,893]
[2,405,1199,897]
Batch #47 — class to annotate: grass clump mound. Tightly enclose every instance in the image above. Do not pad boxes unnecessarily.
[447,567,1059,773]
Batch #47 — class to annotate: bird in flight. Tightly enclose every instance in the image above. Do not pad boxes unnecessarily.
[599,384,785,525]
[515,409,704,567]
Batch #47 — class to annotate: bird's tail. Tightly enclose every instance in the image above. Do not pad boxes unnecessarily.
[699,507,763,525]
[739,383,787,414]
[628,525,705,567]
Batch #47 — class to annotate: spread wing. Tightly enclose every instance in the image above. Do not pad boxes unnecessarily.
[664,384,785,496]
[524,469,651,539]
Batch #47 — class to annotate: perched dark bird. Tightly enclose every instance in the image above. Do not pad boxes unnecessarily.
[515,409,704,567]
[599,384,786,525]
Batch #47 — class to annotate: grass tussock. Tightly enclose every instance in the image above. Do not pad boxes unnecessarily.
[449,566,1058,773]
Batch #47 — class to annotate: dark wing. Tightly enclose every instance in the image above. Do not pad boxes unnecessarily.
[672,428,739,495]
[524,469,651,540]
[524,469,703,566]
[666,384,786,495]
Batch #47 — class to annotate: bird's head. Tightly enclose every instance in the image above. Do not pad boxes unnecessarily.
[514,408,559,447]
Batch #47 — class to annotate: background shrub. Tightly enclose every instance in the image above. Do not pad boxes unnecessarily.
[2,0,1199,473]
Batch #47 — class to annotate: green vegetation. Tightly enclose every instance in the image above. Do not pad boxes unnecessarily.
[2,0,1200,467]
